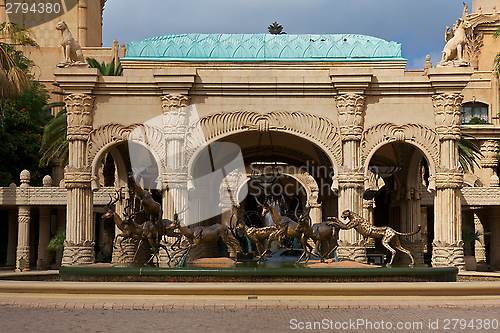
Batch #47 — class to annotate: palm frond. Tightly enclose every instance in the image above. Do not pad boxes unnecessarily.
[39,109,68,167]
[458,133,482,173]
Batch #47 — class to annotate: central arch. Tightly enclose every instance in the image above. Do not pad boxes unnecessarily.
[185,110,342,178]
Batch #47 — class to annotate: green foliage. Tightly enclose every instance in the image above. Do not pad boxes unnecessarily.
[0,81,51,186]
[458,133,482,174]
[0,22,39,100]
[467,117,489,124]
[86,57,123,76]
[462,224,489,256]
[268,22,286,35]
[39,109,68,168]
[47,230,66,251]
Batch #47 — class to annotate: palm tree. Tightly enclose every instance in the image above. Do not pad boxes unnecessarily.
[458,133,482,173]
[0,22,39,100]
[268,22,286,35]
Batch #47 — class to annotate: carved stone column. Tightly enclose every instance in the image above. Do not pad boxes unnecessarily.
[15,170,31,271]
[159,94,191,265]
[335,93,367,263]
[480,140,499,187]
[431,93,465,270]
[6,209,17,266]
[362,199,375,248]
[37,207,51,270]
[16,206,30,271]
[56,207,66,266]
[62,93,95,266]
[471,208,487,269]
[490,207,500,270]
[420,206,429,253]
[399,187,424,265]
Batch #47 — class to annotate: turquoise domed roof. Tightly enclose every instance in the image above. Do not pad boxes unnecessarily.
[123,33,404,62]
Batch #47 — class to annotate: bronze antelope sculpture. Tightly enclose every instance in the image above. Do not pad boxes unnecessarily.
[233,213,278,258]
[329,210,421,267]
[103,192,182,264]
[128,173,162,224]
[170,210,241,264]
[255,196,313,262]
[295,214,340,263]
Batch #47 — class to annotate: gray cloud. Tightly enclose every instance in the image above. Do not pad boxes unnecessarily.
[102,0,470,69]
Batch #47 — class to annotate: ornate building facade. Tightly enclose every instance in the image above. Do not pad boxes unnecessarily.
[1,1,500,271]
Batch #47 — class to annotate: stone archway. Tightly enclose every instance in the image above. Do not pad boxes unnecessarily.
[185,110,342,178]
[361,123,440,192]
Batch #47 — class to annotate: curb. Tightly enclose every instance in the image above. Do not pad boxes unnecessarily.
[2,281,500,296]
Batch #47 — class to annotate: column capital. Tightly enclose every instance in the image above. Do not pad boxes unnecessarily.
[480,140,500,168]
[65,93,95,140]
[432,93,463,141]
[335,93,366,141]
[161,94,190,111]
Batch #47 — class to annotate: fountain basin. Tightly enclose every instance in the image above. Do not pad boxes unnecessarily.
[59,262,458,283]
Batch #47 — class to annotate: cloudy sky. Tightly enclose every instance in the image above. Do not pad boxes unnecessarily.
[102,0,472,70]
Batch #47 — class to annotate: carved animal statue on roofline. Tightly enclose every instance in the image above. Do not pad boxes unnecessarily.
[55,21,86,67]
[328,210,421,267]
[438,3,472,66]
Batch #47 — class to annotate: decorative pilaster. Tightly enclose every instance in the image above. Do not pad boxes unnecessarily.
[6,209,17,266]
[480,140,499,187]
[431,93,465,270]
[472,208,487,268]
[62,93,95,266]
[335,93,367,263]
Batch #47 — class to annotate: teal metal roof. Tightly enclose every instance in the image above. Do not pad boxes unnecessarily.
[123,34,405,62]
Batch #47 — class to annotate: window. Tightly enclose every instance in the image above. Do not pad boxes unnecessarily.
[461,102,489,124]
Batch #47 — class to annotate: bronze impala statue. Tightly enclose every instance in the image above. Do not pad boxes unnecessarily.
[295,214,340,263]
[233,213,278,258]
[103,192,182,264]
[328,210,421,267]
[255,196,312,263]
[169,210,241,265]
[128,172,162,224]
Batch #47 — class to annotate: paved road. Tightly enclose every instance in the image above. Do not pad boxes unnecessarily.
[1,297,500,332]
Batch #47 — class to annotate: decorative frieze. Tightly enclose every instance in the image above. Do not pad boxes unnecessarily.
[432,93,463,140]
[335,94,366,140]
[65,93,95,141]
